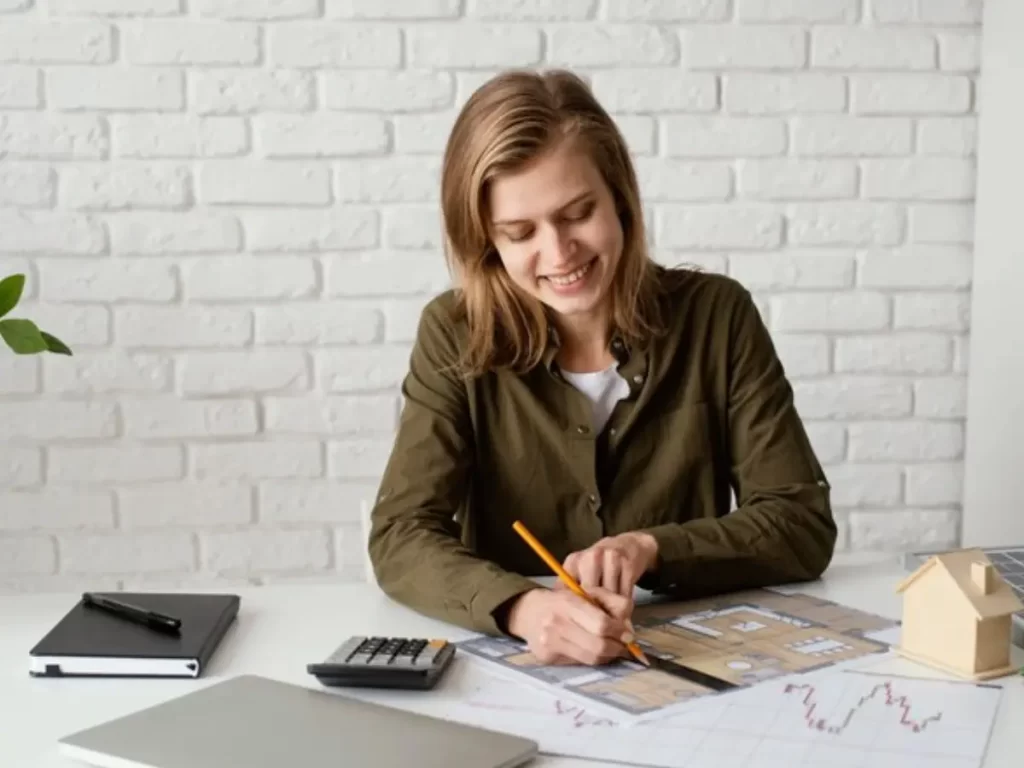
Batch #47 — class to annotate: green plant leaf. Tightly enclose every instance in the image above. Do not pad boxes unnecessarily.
[0,318,48,354]
[0,274,25,319]
[40,330,73,356]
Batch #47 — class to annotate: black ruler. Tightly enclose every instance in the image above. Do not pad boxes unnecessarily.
[645,654,737,692]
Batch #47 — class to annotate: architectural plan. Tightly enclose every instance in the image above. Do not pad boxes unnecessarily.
[456,588,900,720]
[435,669,1004,768]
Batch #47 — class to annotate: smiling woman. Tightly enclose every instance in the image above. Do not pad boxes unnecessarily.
[367,68,837,670]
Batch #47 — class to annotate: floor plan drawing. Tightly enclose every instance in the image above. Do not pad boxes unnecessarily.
[456,588,901,720]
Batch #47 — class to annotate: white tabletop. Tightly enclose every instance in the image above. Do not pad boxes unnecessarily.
[2,556,1022,768]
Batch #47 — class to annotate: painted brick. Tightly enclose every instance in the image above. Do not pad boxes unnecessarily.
[185,256,318,301]
[327,0,460,17]
[181,350,310,395]
[737,0,859,22]
[848,509,958,551]
[811,27,935,70]
[0,67,41,107]
[318,347,412,392]
[260,481,368,523]
[193,70,314,114]
[122,399,258,438]
[324,252,451,296]
[263,395,398,435]
[49,68,184,111]
[0,210,105,254]
[407,25,542,67]
[59,531,195,573]
[113,115,248,158]
[918,118,977,155]
[773,293,890,331]
[549,25,677,66]
[792,117,912,156]
[0,490,114,530]
[256,114,389,157]
[909,204,974,244]
[323,71,455,111]
[192,441,323,480]
[0,21,112,63]
[723,74,845,114]
[681,26,807,69]
[198,162,331,206]
[834,334,953,374]
[729,250,855,289]
[39,259,177,302]
[914,377,968,419]
[657,206,783,249]
[110,212,241,255]
[852,74,972,114]
[663,117,786,157]
[61,165,189,210]
[787,203,904,245]
[49,444,185,484]
[858,246,972,289]
[201,528,330,572]
[125,22,260,65]
[195,0,319,19]
[893,293,970,331]
[244,210,379,252]
[793,378,912,419]
[862,158,975,201]
[848,422,963,461]
[824,464,903,507]
[0,164,53,207]
[0,447,42,488]
[43,351,172,394]
[254,302,381,345]
[737,159,857,200]
[116,306,252,347]
[119,483,253,527]
[269,23,401,67]
[0,401,117,440]
[590,72,717,112]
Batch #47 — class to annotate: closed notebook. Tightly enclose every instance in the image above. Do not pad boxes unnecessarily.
[29,592,240,679]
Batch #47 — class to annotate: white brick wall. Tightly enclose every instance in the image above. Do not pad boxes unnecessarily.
[0,0,981,592]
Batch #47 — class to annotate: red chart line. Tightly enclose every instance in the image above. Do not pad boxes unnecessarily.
[783,681,943,735]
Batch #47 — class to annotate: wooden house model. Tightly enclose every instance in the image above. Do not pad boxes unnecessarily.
[895,548,1023,680]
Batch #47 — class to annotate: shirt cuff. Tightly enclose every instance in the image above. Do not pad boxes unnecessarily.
[468,572,542,636]
[635,523,694,592]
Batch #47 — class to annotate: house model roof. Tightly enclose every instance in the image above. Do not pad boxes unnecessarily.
[896,548,1024,620]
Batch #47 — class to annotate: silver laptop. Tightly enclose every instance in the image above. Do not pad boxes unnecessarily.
[58,674,538,768]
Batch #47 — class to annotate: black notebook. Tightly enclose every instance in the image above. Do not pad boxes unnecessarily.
[28,592,240,679]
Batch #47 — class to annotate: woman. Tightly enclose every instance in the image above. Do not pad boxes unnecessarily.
[367,69,836,667]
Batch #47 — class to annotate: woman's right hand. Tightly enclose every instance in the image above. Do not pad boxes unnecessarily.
[504,587,636,666]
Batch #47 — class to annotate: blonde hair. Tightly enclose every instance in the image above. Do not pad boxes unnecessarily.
[440,68,672,377]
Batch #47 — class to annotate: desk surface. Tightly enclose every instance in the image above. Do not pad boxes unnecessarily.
[3,555,1022,768]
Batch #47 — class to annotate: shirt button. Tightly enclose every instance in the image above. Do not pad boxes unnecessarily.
[609,427,617,436]
[577,425,589,435]
[632,374,644,384]
[588,494,599,507]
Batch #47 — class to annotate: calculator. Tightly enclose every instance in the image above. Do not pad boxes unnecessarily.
[306,635,456,690]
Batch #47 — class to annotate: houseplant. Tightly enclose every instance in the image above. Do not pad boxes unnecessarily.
[0,273,72,355]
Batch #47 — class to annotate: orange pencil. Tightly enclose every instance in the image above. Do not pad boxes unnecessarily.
[512,520,649,667]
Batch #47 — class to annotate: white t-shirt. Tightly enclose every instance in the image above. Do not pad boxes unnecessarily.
[560,363,631,434]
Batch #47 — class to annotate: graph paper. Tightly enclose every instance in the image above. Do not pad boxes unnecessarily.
[433,668,1003,768]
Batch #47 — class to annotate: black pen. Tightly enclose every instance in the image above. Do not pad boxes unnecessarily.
[82,593,182,634]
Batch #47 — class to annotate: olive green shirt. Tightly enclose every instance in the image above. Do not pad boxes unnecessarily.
[367,268,836,635]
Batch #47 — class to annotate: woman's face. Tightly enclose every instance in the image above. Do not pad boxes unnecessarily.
[486,137,624,330]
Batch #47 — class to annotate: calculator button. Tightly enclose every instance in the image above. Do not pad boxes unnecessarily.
[415,640,449,667]
[326,636,366,664]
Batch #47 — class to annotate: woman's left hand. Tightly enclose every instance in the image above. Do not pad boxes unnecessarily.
[562,532,659,597]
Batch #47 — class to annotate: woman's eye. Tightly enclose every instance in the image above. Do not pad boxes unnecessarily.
[565,203,594,222]
[507,230,532,243]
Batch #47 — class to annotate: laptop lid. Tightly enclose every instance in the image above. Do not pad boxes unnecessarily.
[58,674,538,768]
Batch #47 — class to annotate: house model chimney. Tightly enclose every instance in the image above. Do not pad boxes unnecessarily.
[971,561,997,594]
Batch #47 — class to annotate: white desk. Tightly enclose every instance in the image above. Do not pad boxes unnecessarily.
[3,556,1022,768]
